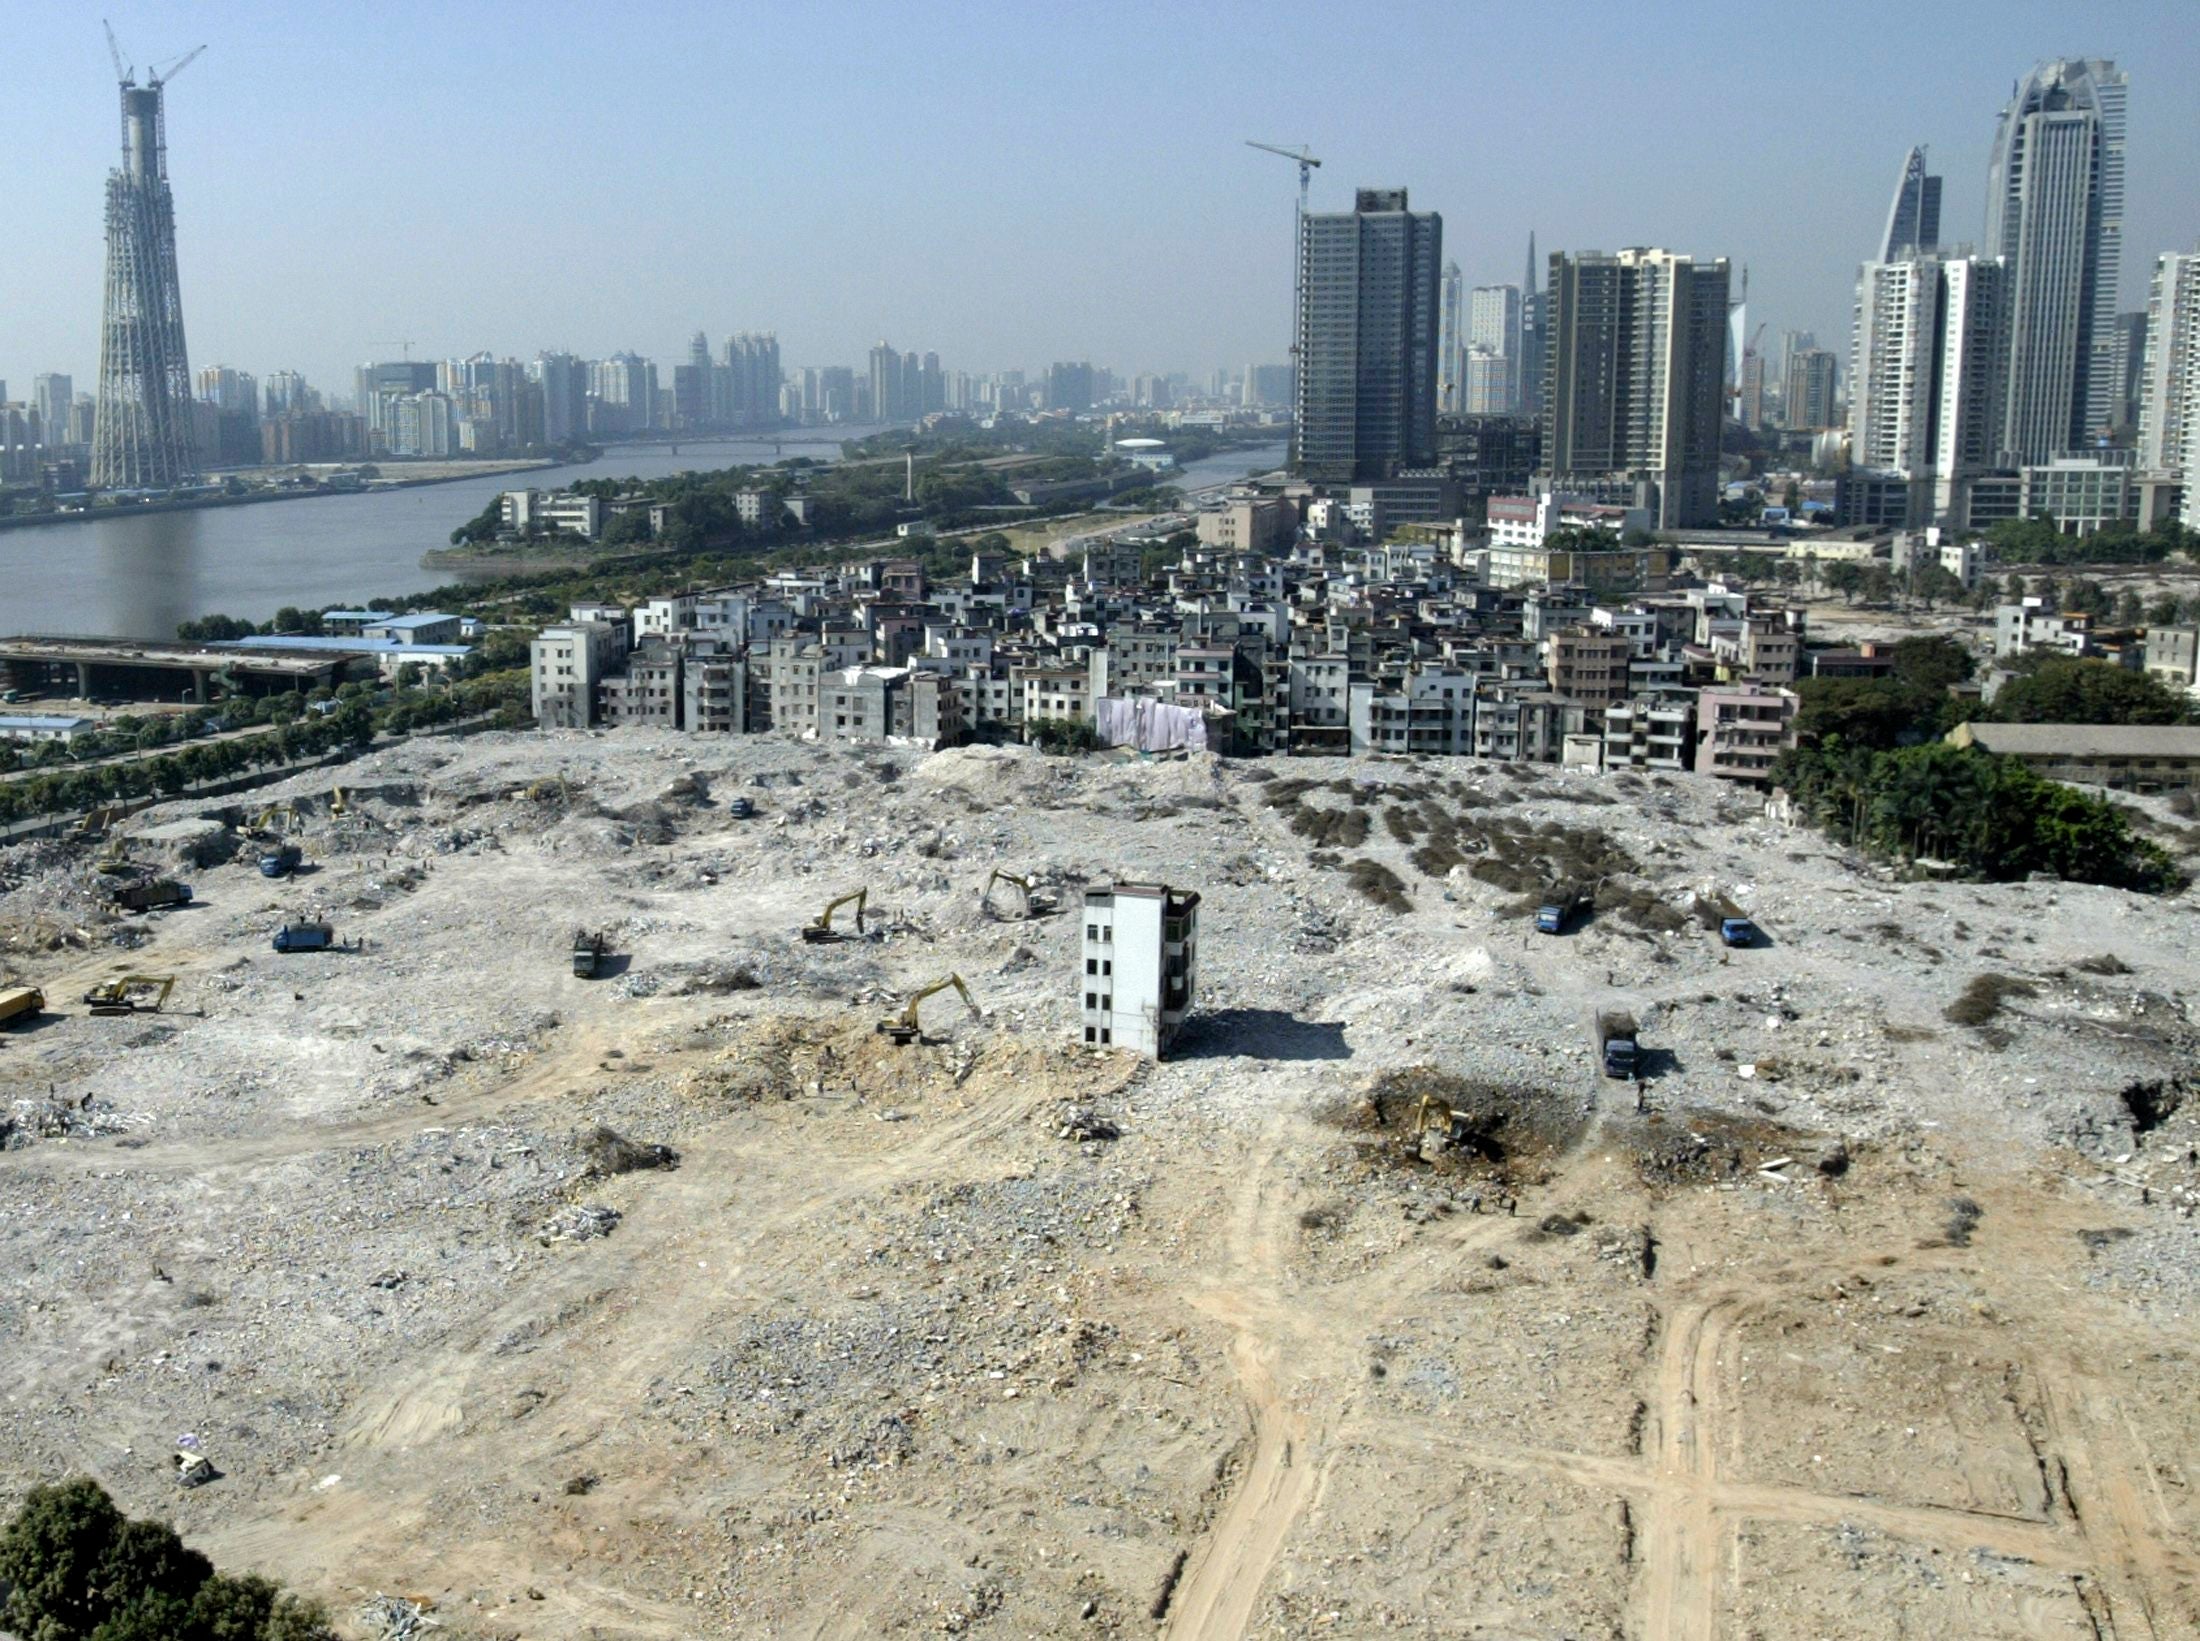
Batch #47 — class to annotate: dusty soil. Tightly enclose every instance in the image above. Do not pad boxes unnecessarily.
[2,733,2197,1638]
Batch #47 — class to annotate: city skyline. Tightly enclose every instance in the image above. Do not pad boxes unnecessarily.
[4,1,2196,399]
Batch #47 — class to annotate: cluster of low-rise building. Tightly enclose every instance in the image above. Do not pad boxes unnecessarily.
[528,495,1821,781]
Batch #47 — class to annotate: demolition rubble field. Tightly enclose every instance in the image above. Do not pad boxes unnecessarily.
[2,732,2197,1639]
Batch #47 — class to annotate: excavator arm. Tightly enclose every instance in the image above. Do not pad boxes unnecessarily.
[803,888,868,941]
[879,973,979,1043]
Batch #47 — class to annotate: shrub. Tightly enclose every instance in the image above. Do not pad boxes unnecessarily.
[1944,973,2036,1028]
[0,1477,333,1640]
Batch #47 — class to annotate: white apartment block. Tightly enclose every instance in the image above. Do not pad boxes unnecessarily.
[1080,883,1199,1058]
[2138,249,2200,526]
[501,488,603,540]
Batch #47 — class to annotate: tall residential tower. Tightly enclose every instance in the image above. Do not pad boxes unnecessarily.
[1292,188,1442,483]
[1985,58,2127,459]
[90,43,202,489]
[1540,248,1730,528]
[1878,146,1943,260]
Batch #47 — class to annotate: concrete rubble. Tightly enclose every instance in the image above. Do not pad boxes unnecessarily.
[0,729,2195,1637]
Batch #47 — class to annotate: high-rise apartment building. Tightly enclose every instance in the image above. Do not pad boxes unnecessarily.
[91,57,198,487]
[1519,232,1546,419]
[1047,361,1096,413]
[2137,250,2200,527]
[1878,146,1943,260]
[533,353,587,444]
[1986,58,2127,458]
[1438,260,1464,414]
[1464,284,1524,414]
[1293,187,1442,483]
[1849,253,2010,527]
[261,370,312,419]
[33,375,73,443]
[1783,348,1838,430]
[1541,247,1730,528]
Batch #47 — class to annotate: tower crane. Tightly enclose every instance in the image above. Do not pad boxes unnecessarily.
[1244,141,1322,218]
[104,20,133,85]
[150,45,206,88]
[1246,142,1323,449]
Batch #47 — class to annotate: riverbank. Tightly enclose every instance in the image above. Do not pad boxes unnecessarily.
[421,543,654,574]
[0,458,564,534]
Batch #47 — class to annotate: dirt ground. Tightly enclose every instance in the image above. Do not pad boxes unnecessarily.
[2,733,2196,1638]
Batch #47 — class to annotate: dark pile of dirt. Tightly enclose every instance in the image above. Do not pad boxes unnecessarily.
[1612,1109,1827,1190]
[1342,1066,1589,1175]
[582,1124,680,1176]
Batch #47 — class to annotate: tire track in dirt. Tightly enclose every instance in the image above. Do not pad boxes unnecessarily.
[1165,1128,1328,1641]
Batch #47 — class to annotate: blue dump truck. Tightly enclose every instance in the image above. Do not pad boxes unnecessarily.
[258,843,303,878]
[1704,894,1757,947]
[1535,885,1588,935]
[271,921,335,953]
[1590,1008,1641,1079]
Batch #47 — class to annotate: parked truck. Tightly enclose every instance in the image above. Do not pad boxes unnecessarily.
[258,843,304,879]
[107,879,192,913]
[271,922,335,953]
[1704,894,1758,947]
[0,986,45,1028]
[571,929,610,978]
[1589,1008,1641,1080]
[1535,885,1589,935]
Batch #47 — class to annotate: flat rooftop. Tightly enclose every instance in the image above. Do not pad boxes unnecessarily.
[0,636,372,677]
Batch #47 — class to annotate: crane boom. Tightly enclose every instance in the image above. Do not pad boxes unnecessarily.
[151,44,207,86]
[104,19,132,85]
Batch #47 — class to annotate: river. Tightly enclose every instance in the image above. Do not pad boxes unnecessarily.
[0,435,1286,641]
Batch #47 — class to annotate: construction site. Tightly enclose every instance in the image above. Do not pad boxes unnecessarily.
[1,731,2197,1639]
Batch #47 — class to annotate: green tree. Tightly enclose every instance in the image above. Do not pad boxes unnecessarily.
[1823,561,1865,604]
[1889,635,1975,695]
[1994,657,2191,726]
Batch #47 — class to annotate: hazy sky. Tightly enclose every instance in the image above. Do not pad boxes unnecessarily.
[5,0,2197,399]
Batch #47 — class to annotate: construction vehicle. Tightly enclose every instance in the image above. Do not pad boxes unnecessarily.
[802,887,868,943]
[729,796,755,819]
[980,869,1059,918]
[1706,895,1758,947]
[523,777,568,803]
[106,878,192,913]
[1589,1009,1641,1080]
[248,801,301,838]
[94,836,137,876]
[0,986,45,1027]
[1535,884,1590,935]
[328,787,349,817]
[877,973,978,1045]
[73,805,129,840]
[83,975,175,1016]
[258,842,304,878]
[272,921,336,953]
[572,929,610,978]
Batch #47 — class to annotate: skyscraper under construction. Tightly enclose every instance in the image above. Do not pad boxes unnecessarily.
[90,36,202,490]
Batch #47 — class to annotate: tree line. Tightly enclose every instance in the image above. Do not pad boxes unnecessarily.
[1774,636,2182,892]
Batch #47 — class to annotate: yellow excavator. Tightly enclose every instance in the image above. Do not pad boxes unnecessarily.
[979,869,1059,918]
[249,801,301,839]
[877,973,979,1044]
[93,835,135,876]
[328,786,349,817]
[802,887,868,944]
[83,975,176,1017]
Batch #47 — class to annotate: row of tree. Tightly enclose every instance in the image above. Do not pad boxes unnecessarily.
[1776,636,2181,892]
[1777,735,2175,891]
[0,673,530,828]
[1985,515,2200,566]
